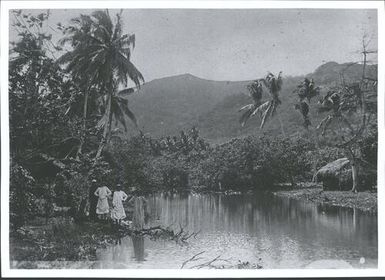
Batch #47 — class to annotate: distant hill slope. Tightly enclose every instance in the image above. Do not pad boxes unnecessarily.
[309,61,377,85]
[121,62,377,142]
[127,73,248,137]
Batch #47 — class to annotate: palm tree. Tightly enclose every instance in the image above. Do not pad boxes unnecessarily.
[259,72,283,129]
[96,88,138,137]
[293,78,320,128]
[57,14,98,158]
[239,80,263,127]
[239,72,283,129]
[58,10,144,160]
[293,78,321,181]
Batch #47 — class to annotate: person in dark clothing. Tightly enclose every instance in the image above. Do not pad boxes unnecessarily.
[89,179,98,221]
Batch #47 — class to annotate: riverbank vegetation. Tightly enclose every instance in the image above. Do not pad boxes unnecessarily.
[273,187,377,212]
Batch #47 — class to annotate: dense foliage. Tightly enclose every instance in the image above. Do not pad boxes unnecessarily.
[9,10,141,228]
[8,9,378,231]
[104,131,334,193]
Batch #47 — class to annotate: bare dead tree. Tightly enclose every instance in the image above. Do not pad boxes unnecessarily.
[315,35,377,192]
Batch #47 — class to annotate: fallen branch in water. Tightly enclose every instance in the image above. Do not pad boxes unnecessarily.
[10,219,199,265]
[181,251,263,269]
[181,250,206,268]
[116,223,200,245]
[190,255,231,269]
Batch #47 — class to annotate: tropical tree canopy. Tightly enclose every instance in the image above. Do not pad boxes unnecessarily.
[58,9,145,158]
[58,10,144,89]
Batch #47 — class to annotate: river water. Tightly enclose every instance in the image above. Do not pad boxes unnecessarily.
[96,192,377,269]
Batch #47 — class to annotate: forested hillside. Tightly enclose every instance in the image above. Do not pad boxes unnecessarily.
[123,62,377,142]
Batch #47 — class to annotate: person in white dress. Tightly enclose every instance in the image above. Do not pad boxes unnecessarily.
[94,185,112,220]
[111,184,128,225]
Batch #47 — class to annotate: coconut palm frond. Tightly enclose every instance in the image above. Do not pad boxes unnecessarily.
[96,112,108,130]
[260,101,274,129]
[111,97,128,132]
[91,10,113,37]
[238,103,254,112]
[112,10,123,42]
[117,87,136,96]
[57,9,145,160]
[247,80,263,105]
[112,96,138,129]
[116,52,144,87]
[261,72,282,102]
[118,34,136,49]
[238,72,283,130]
[295,78,320,103]
[276,71,283,91]
[239,105,256,127]
[114,109,127,132]
[119,101,138,129]
[251,100,270,118]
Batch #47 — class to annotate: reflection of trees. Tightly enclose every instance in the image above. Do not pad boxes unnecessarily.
[146,193,377,259]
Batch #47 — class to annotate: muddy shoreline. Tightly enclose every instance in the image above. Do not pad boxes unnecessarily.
[9,218,119,268]
[273,185,377,213]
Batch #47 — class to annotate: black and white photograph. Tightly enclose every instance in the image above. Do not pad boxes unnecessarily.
[1,0,384,277]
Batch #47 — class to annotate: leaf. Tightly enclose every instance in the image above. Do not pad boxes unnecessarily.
[239,105,255,127]
[119,102,138,128]
[252,101,270,118]
[116,52,144,87]
[260,101,274,129]
[238,103,254,112]
[96,113,108,130]
[117,87,135,96]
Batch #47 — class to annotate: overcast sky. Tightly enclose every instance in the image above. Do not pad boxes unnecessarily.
[9,9,377,82]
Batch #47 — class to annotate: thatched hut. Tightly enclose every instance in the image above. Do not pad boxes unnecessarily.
[315,158,352,191]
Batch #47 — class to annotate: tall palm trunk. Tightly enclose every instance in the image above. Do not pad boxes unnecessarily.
[351,158,358,193]
[76,88,89,159]
[311,127,321,182]
[277,111,286,137]
[106,95,114,144]
[95,91,112,160]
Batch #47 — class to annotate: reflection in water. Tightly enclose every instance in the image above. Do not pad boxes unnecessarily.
[131,235,145,262]
[96,193,377,269]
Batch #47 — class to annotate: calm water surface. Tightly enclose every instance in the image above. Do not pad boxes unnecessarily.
[96,192,377,269]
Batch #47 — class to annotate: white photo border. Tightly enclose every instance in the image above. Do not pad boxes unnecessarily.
[1,0,384,278]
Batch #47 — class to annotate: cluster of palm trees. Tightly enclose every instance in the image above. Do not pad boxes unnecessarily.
[57,10,144,162]
[239,72,283,129]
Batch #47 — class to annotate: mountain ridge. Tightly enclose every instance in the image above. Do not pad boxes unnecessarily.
[121,61,377,142]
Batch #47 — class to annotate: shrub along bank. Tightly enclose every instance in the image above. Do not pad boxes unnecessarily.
[107,133,373,193]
